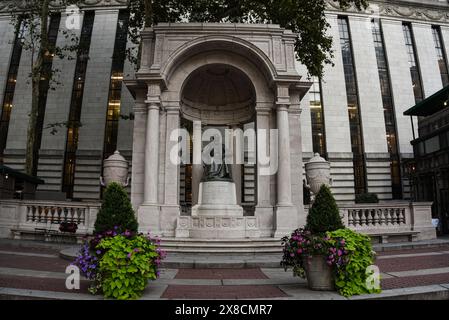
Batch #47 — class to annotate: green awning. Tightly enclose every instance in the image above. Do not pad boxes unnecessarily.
[404,85,449,117]
[0,164,44,185]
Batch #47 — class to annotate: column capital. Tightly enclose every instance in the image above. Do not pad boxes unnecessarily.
[165,106,181,115]
[276,104,289,112]
[255,106,272,116]
[146,102,161,111]
[133,102,147,113]
[163,101,181,114]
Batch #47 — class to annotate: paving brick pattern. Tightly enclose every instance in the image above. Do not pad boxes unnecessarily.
[0,244,60,255]
[175,268,268,279]
[0,253,71,273]
[0,275,90,294]
[382,273,449,290]
[376,246,449,256]
[1,241,449,299]
[376,254,449,273]
[161,285,288,299]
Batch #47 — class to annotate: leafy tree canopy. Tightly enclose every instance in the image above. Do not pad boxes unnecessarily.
[127,0,369,77]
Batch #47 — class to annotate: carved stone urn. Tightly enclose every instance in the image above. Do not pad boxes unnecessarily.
[305,153,331,196]
[100,151,130,187]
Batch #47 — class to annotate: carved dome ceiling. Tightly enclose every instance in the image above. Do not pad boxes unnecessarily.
[181,64,256,125]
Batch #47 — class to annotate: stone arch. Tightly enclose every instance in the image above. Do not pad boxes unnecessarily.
[161,35,277,88]
[162,48,275,107]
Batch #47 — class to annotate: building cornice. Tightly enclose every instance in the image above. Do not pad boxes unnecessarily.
[0,0,128,12]
[325,0,449,24]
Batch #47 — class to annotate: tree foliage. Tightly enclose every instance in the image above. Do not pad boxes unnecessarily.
[306,184,344,234]
[127,0,369,77]
[94,182,139,234]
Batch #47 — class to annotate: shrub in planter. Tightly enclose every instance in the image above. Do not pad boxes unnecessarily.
[327,228,380,297]
[94,182,138,234]
[281,228,347,279]
[281,228,381,297]
[73,229,165,300]
[355,193,379,204]
[306,184,344,234]
[97,234,163,300]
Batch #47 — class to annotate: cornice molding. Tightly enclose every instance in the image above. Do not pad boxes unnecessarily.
[325,0,449,24]
[2,1,449,24]
[0,0,128,12]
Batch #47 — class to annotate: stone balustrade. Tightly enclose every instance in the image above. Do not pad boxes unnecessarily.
[0,199,100,239]
[305,201,436,242]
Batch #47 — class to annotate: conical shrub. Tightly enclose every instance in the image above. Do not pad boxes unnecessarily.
[306,184,344,234]
[94,182,138,234]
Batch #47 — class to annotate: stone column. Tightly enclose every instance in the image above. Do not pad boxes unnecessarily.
[138,82,162,235]
[276,105,293,206]
[130,98,146,209]
[160,104,181,236]
[144,87,161,204]
[274,85,297,238]
[191,120,203,207]
[231,124,242,205]
[255,105,274,237]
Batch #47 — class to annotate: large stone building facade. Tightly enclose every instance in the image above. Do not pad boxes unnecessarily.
[0,0,448,210]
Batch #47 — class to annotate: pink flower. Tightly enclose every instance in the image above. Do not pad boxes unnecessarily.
[338,250,342,256]
[297,249,303,254]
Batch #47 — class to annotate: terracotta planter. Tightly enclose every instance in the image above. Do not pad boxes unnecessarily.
[305,255,335,291]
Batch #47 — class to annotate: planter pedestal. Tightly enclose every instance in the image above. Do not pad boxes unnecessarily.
[305,255,335,291]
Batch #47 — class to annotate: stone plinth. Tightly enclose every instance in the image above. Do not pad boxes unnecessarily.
[192,181,243,217]
[175,216,260,239]
[177,181,259,238]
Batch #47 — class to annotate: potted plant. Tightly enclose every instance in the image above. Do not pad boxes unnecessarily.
[282,185,381,296]
[282,184,344,291]
[72,183,165,300]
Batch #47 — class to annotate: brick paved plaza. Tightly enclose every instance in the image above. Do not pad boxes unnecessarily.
[1,240,449,300]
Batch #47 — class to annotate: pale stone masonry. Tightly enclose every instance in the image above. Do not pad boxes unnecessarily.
[0,0,448,207]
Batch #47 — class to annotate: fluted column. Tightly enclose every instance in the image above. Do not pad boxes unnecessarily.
[164,105,181,205]
[276,104,292,206]
[192,120,203,206]
[273,84,297,238]
[143,83,161,205]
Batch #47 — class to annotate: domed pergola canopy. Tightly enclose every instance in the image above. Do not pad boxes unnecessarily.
[180,64,256,125]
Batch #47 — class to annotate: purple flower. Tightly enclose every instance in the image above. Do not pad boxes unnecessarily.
[337,250,342,256]
[127,252,132,259]
[96,250,101,255]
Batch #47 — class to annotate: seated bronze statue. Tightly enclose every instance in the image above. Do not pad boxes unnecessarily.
[202,144,233,182]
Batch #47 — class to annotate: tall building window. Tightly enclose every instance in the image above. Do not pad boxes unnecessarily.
[309,77,327,157]
[403,23,424,103]
[432,25,449,87]
[62,11,95,198]
[372,19,403,199]
[0,20,24,158]
[103,10,130,159]
[338,16,367,195]
[33,13,61,175]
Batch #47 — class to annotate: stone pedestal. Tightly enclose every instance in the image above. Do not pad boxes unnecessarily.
[192,181,243,217]
[176,181,260,238]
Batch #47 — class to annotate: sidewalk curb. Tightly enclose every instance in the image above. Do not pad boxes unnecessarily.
[1,284,449,300]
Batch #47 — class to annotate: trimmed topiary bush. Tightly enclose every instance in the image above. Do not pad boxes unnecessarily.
[94,182,138,234]
[355,193,379,204]
[306,184,344,234]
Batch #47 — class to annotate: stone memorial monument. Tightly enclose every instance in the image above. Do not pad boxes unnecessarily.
[192,145,244,218]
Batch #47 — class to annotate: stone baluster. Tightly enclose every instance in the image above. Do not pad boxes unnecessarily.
[348,209,353,226]
[367,209,373,225]
[354,209,360,226]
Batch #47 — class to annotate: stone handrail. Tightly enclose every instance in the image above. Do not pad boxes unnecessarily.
[304,201,436,241]
[0,199,100,238]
